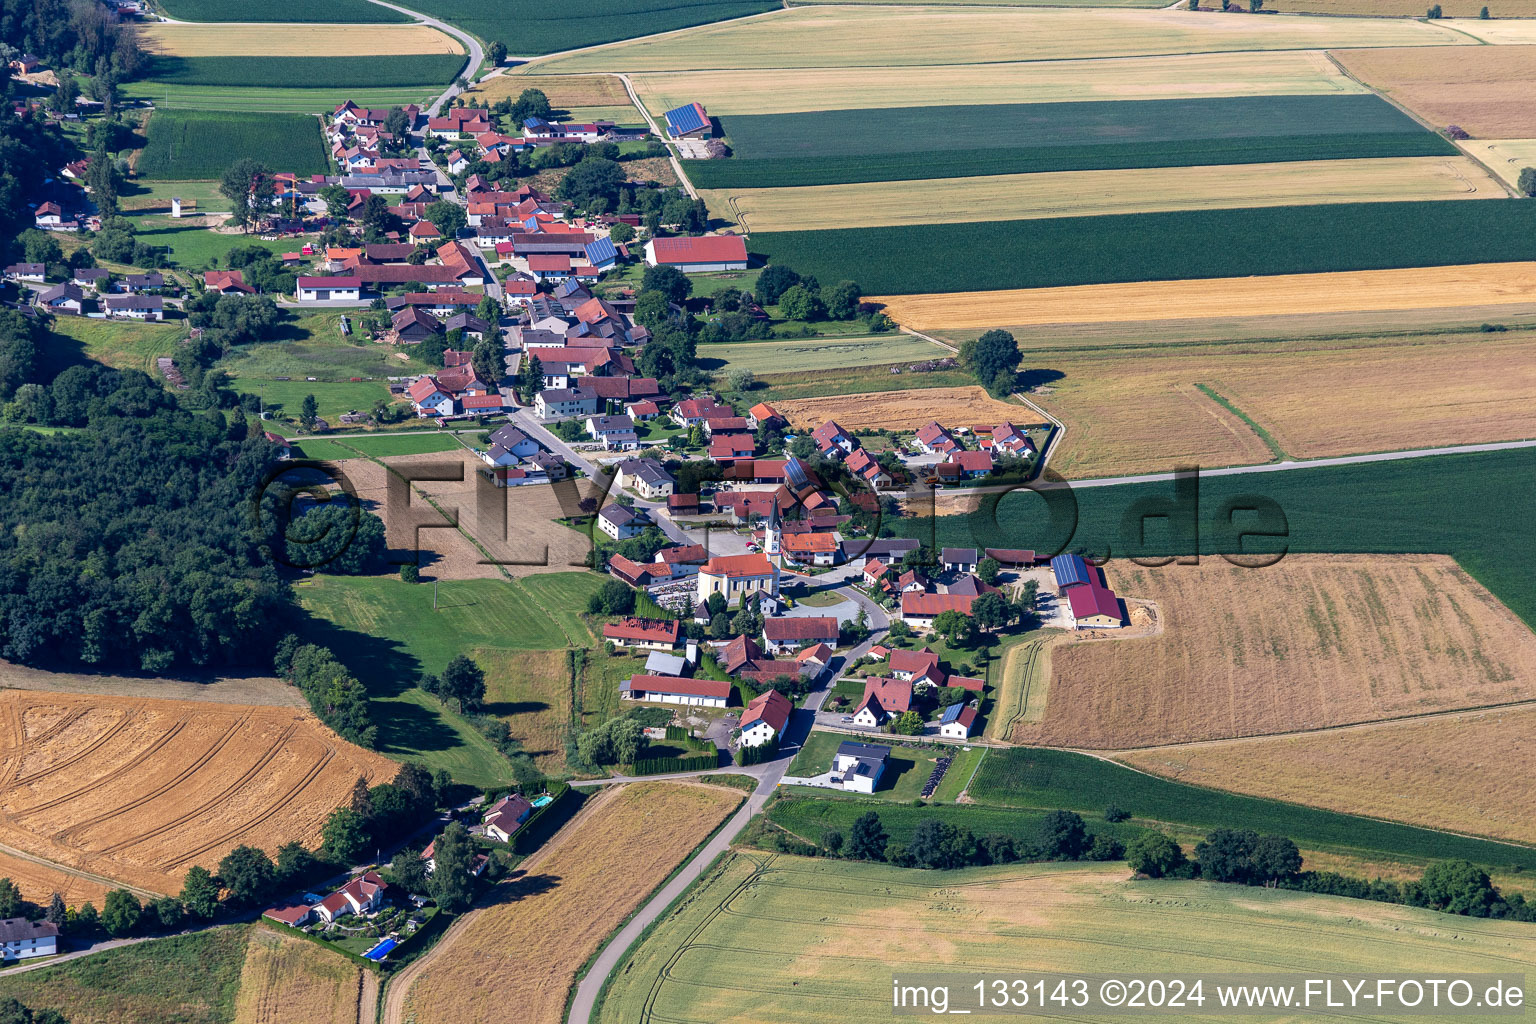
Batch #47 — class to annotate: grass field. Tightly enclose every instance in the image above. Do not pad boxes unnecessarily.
[399,781,744,1024]
[692,94,1448,188]
[0,925,250,1024]
[873,261,1536,332]
[47,315,184,375]
[137,110,327,180]
[709,156,1500,232]
[296,573,605,785]
[753,200,1536,296]
[1337,45,1536,140]
[986,631,1059,742]
[1289,0,1536,17]
[533,5,1464,73]
[1122,705,1536,847]
[121,81,439,113]
[406,0,777,56]
[700,334,946,373]
[0,690,397,895]
[774,386,1025,432]
[629,50,1366,117]
[222,309,432,378]
[233,925,362,1024]
[138,22,462,56]
[478,648,575,773]
[143,54,466,89]
[294,434,466,459]
[1018,555,1536,749]
[234,380,393,423]
[156,0,407,20]
[597,855,1536,1024]
[1461,138,1536,189]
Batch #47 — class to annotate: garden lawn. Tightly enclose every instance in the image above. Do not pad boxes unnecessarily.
[142,54,466,89]
[120,216,294,271]
[786,731,982,803]
[753,200,1536,295]
[754,366,975,403]
[137,110,328,180]
[156,0,408,20]
[406,0,778,56]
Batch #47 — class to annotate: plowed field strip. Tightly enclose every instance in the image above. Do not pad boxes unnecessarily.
[11,714,134,787]
[7,718,195,819]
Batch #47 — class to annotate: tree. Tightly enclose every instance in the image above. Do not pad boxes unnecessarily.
[424,200,467,238]
[1126,831,1186,878]
[1194,828,1259,883]
[217,845,276,905]
[428,823,478,913]
[558,157,625,208]
[1420,860,1499,916]
[319,184,351,221]
[974,557,1000,584]
[390,846,431,894]
[45,893,66,929]
[19,230,62,267]
[323,807,371,863]
[401,563,420,583]
[509,88,552,124]
[1249,835,1302,884]
[488,40,508,65]
[1249,0,1263,10]
[821,830,844,855]
[275,841,316,883]
[350,775,375,819]
[890,710,924,735]
[930,609,974,645]
[102,888,141,937]
[587,577,637,616]
[726,368,756,392]
[969,591,1010,632]
[755,264,799,305]
[847,811,888,860]
[1038,810,1089,860]
[440,654,487,712]
[642,264,692,304]
[300,393,318,426]
[907,819,977,869]
[153,896,183,931]
[518,353,544,403]
[219,158,273,234]
[1104,805,1130,823]
[776,284,824,322]
[1481,5,1492,16]
[0,879,16,919]
[824,280,862,320]
[180,866,221,919]
[286,503,386,575]
[1520,167,1536,198]
[609,222,635,245]
[959,329,1022,396]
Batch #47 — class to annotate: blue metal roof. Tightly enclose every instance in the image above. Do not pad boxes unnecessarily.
[585,236,618,266]
[940,703,965,724]
[1050,553,1090,589]
[663,102,709,137]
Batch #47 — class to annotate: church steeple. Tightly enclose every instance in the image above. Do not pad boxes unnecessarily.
[763,500,782,568]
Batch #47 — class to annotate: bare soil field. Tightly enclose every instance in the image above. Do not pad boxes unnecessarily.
[472,72,631,108]
[0,849,109,907]
[1024,330,1536,477]
[707,157,1501,232]
[1121,705,1536,845]
[337,452,598,580]
[630,50,1364,115]
[137,23,462,57]
[871,261,1536,331]
[0,659,303,708]
[1014,555,1536,748]
[478,647,573,774]
[233,925,363,1024]
[774,385,1026,431]
[1335,46,1536,139]
[394,780,743,1024]
[535,6,1462,73]
[0,691,396,894]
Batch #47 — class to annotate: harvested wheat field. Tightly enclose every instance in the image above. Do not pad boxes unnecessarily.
[1278,0,1536,12]
[234,925,364,1024]
[338,452,598,579]
[395,781,743,1024]
[1460,138,1536,188]
[0,691,397,895]
[775,386,1025,431]
[1120,706,1536,845]
[871,261,1536,331]
[535,6,1461,73]
[0,850,109,908]
[630,50,1364,116]
[1013,555,1536,749]
[708,156,1501,232]
[1336,46,1536,139]
[137,23,462,57]
[472,72,630,107]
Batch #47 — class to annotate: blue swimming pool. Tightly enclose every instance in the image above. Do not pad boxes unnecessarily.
[531,794,553,807]
[363,938,397,962]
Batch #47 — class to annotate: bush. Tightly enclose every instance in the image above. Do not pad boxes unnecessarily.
[1126,831,1186,878]
[1104,804,1130,823]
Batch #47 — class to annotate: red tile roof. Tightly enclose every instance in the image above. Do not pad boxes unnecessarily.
[740,688,792,734]
[701,553,775,579]
[648,234,747,265]
[626,675,732,700]
[764,616,838,642]
[862,676,912,713]
[901,593,976,617]
[602,617,682,644]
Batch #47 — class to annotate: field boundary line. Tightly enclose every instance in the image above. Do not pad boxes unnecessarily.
[0,837,162,900]
[1193,382,1287,461]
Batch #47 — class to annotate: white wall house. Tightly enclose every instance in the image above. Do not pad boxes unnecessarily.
[0,919,58,961]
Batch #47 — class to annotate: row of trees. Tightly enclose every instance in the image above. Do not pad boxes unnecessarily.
[275,637,380,748]
[780,809,1125,870]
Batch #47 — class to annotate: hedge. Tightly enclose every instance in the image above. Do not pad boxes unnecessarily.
[511,783,584,855]
[632,753,719,776]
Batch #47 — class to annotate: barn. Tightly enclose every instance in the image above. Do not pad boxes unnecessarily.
[644,235,747,273]
[663,101,713,140]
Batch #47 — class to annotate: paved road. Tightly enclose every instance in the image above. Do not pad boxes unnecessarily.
[362,0,484,117]
[506,407,600,476]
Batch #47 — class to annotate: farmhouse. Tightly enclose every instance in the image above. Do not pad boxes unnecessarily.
[863,676,913,716]
[941,548,979,574]
[483,423,540,465]
[762,615,839,654]
[939,703,978,739]
[747,402,784,430]
[1050,553,1091,590]
[602,617,682,651]
[941,450,994,480]
[708,433,757,463]
[832,741,889,794]
[697,553,779,606]
[296,276,362,302]
[1067,569,1124,630]
[204,270,253,295]
[739,688,791,748]
[597,503,648,540]
[315,872,388,925]
[846,448,894,488]
[644,235,747,273]
[780,530,841,566]
[621,674,730,708]
[915,421,960,456]
[0,918,58,962]
[102,294,163,321]
[654,543,708,577]
[484,793,535,843]
[407,377,455,418]
[990,421,1036,457]
[3,263,44,283]
[901,592,977,629]
[37,283,84,314]
[663,101,713,140]
[587,414,639,450]
[888,648,944,687]
[608,553,661,588]
[615,457,675,499]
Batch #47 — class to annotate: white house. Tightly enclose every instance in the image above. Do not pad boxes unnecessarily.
[739,688,791,748]
[597,504,648,540]
[482,423,540,466]
[483,793,534,843]
[0,918,58,961]
[621,674,730,708]
[296,276,362,302]
[407,377,456,418]
[102,294,164,321]
[315,872,388,924]
[939,703,978,739]
[832,741,889,794]
[615,457,675,499]
[535,386,598,420]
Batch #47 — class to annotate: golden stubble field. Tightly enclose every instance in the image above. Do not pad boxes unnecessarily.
[395,781,743,1024]
[1282,0,1536,12]
[137,23,462,57]
[1013,555,1536,749]
[871,262,1536,331]
[0,691,397,896]
[1336,45,1536,138]
[1121,706,1536,846]
[233,925,364,1024]
[708,156,1503,232]
[774,385,1026,431]
[1021,330,1536,477]
[534,5,1462,73]
[630,49,1363,115]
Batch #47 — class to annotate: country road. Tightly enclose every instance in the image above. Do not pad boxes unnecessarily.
[361,0,483,117]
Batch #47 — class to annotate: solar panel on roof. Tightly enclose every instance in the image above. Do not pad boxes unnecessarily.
[664,102,708,137]
[585,236,618,265]
[1050,553,1090,589]
[940,703,964,724]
